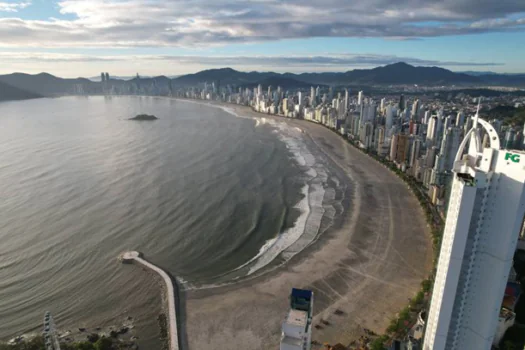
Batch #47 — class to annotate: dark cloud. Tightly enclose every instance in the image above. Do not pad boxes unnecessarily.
[0,0,523,47]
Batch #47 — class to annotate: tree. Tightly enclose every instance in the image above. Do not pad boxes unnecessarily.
[94,337,113,350]
[369,335,388,350]
[503,340,516,350]
[74,342,96,350]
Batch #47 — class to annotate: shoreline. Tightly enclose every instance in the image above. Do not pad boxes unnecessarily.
[174,98,433,349]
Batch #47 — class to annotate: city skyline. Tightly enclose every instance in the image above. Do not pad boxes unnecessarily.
[0,0,524,77]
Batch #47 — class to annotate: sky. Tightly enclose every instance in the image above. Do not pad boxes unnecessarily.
[0,0,524,77]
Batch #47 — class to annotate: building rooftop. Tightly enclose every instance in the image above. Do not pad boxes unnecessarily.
[284,309,308,329]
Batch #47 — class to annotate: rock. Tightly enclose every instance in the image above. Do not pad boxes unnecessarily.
[78,328,86,332]
[87,333,99,343]
[129,114,158,121]
[127,316,133,321]
[110,330,119,338]
[118,327,129,335]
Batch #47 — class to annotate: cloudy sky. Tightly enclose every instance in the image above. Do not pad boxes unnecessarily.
[0,0,524,77]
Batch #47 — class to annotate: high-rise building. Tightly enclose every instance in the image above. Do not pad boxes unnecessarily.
[358,91,363,105]
[399,94,405,111]
[390,134,399,161]
[442,127,462,171]
[377,126,386,155]
[456,112,465,128]
[386,105,395,131]
[424,110,431,125]
[395,134,410,165]
[410,138,422,167]
[280,289,313,350]
[411,99,420,120]
[359,122,374,149]
[424,112,525,350]
[427,116,438,146]
[310,86,316,107]
[344,89,349,114]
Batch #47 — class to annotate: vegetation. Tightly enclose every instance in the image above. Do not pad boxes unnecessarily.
[485,105,525,126]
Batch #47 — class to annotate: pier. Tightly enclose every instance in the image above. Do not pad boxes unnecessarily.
[120,251,179,350]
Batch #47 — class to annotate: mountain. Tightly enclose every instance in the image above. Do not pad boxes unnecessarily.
[0,80,42,102]
[172,67,279,87]
[0,72,97,96]
[172,63,482,87]
[477,74,525,86]
[1,63,523,99]
[344,62,480,85]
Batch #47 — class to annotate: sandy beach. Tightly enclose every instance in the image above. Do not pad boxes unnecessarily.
[183,102,433,349]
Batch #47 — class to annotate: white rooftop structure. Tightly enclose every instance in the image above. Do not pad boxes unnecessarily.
[280,289,313,350]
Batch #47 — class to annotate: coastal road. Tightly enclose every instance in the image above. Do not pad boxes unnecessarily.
[184,106,433,349]
[121,251,179,350]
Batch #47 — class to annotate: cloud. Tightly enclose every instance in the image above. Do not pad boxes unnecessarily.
[0,51,502,68]
[0,1,30,12]
[0,0,523,47]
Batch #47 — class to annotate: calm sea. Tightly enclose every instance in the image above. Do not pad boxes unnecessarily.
[0,96,340,347]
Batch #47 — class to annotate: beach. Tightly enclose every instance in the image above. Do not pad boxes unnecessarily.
[183,103,433,349]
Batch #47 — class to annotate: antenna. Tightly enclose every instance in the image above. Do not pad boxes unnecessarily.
[473,97,482,128]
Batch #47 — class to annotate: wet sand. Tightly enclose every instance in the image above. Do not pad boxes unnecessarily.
[183,103,433,349]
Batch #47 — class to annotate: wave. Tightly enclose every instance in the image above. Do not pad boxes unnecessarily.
[174,101,342,289]
[166,98,346,290]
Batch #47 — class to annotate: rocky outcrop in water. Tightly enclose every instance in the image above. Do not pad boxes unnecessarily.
[129,114,158,121]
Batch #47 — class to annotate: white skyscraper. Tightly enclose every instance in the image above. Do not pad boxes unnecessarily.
[424,108,525,350]
[344,89,349,114]
[426,115,438,146]
[357,90,363,105]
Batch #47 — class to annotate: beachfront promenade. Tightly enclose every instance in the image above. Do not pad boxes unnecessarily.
[120,251,179,350]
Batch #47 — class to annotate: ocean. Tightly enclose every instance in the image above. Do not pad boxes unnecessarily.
[0,96,340,347]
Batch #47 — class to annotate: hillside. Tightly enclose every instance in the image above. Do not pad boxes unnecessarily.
[486,105,525,126]
[0,80,42,102]
[172,62,483,87]
[0,72,96,96]
[2,63,523,97]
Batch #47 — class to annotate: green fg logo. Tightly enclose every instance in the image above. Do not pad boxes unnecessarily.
[505,152,520,163]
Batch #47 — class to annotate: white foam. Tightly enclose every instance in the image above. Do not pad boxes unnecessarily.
[248,184,310,274]
[172,99,339,283]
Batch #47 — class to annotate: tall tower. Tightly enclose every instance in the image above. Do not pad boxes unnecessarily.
[399,94,405,111]
[344,89,349,114]
[357,90,363,106]
[423,106,525,350]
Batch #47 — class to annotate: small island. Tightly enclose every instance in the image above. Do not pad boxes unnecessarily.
[129,114,158,121]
